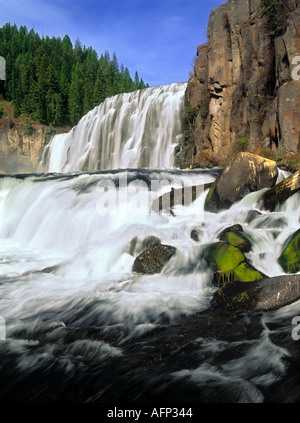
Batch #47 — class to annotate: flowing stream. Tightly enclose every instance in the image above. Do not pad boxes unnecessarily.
[0,84,300,403]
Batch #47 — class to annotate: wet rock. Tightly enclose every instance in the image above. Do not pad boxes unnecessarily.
[190,228,203,242]
[212,275,300,313]
[126,236,161,256]
[204,153,278,213]
[218,224,252,253]
[245,210,262,224]
[278,229,300,274]
[202,241,265,286]
[132,244,177,275]
[254,216,288,230]
[262,171,300,212]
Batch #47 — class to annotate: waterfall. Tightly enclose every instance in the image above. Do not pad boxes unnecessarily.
[41,83,187,173]
[1,78,299,403]
[0,169,296,403]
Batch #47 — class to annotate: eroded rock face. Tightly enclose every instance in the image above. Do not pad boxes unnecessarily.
[184,0,300,167]
[0,126,47,173]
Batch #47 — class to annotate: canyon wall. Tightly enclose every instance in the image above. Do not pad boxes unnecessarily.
[182,0,300,167]
[0,125,47,173]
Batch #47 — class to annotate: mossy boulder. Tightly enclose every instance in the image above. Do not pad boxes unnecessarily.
[278,229,300,274]
[218,224,252,253]
[202,241,265,286]
[132,244,177,275]
[233,262,266,282]
[211,275,300,313]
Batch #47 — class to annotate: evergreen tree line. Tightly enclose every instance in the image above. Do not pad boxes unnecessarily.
[0,23,149,126]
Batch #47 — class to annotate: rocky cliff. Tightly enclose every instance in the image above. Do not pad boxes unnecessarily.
[0,125,48,173]
[181,0,300,168]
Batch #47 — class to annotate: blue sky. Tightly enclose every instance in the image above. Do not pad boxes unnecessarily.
[0,0,225,87]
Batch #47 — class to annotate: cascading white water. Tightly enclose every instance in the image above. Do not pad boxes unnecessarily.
[41,83,187,173]
[1,77,299,402]
[0,169,298,402]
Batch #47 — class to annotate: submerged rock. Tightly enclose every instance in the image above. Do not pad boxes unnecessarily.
[132,244,177,275]
[204,153,278,213]
[212,275,300,313]
[278,229,300,274]
[126,236,161,256]
[190,228,203,242]
[202,241,265,286]
[245,210,262,224]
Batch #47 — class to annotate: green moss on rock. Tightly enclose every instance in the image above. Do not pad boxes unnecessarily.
[219,229,252,253]
[203,241,264,286]
[278,229,300,274]
[204,242,245,273]
[233,262,266,282]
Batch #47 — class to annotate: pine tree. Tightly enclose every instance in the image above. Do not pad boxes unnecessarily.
[0,23,148,126]
[69,62,84,124]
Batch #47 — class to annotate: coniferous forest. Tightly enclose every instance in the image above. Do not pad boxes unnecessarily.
[0,23,149,126]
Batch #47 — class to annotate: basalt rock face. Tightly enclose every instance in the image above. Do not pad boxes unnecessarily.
[0,126,47,173]
[183,0,300,167]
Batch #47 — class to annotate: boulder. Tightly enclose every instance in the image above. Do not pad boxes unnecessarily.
[204,152,278,213]
[218,224,252,253]
[278,229,300,274]
[212,275,300,313]
[132,244,177,275]
[202,241,265,286]
[261,171,300,212]
[190,228,203,242]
